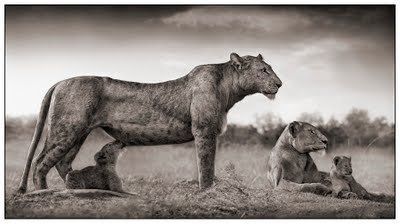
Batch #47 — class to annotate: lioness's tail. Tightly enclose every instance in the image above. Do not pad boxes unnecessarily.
[366,192,395,204]
[16,84,57,194]
[367,193,394,204]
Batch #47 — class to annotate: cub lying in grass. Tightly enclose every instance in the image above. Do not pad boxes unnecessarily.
[330,155,394,203]
[66,141,126,192]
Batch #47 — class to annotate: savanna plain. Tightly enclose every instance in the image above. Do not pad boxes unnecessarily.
[5,129,395,218]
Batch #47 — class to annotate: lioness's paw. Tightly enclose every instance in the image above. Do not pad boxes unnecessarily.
[315,184,332,196]
[342,192,358,199]
[301,183,332,196]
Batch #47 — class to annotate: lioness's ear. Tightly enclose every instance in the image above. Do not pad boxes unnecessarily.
[95,152,107,163]
[230,53,244,70]
[257,53,263,60]
[288,121,301,138]
[333,156,341,166]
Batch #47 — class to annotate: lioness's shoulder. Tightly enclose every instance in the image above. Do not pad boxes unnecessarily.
[188,64,223,81]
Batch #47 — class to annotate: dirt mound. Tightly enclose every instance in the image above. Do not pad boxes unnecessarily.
[163,162,266,218]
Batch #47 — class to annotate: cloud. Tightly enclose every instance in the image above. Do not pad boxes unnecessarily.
[161,6,393,45]
[161,7,312,33]
[291,38,352,57]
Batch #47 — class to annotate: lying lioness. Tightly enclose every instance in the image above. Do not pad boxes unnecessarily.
[330,155,394,203]
[266,121,331,195]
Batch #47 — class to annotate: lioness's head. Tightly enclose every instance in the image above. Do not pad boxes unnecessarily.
[286,121,328,153]
[95,142,125,166]
[332,156,352,176]
[230,52,282,99]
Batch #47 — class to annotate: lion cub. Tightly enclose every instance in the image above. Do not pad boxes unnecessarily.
[330,156,361,199]
[65,141,126,192]
[330,156,393,203]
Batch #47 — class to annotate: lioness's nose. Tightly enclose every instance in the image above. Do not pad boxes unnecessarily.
[319,134,328,144]
[275,78,282,88]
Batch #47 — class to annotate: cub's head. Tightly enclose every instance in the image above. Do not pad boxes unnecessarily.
[230,52,282,100]
[332,156,352,176]
[287,121,328,153]
[94,142,125,166]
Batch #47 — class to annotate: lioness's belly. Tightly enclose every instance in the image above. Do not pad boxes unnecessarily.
[96,89,194,145]
[102,120,194,145]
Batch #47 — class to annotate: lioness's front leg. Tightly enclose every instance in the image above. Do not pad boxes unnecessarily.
[271,165,331,195]
[303,155,331,186]
[193,130,217,189]
[190,91,221,189]
[277,179,331,195]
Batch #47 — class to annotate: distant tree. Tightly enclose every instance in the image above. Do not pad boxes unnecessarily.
[344,108,376,147]
[255,112,286,146]
[366,117,395,148]
[6,116,23,140]
[255,112,284,133]
[321,117,348,150]
[326,117,340,128]
[371,116,391,134]
[6,108,394,150]
[297,112,324,126]
[6,115,38,140]
[219,124,263,147]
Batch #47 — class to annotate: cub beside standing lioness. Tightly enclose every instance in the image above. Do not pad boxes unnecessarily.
[65,141,126,192]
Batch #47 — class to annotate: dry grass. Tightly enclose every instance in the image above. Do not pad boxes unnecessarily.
[5,134,395,218]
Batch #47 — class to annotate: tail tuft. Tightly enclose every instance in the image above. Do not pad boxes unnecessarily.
[15,186,27,194]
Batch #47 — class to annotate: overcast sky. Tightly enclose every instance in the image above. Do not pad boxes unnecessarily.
[5,5,394,125]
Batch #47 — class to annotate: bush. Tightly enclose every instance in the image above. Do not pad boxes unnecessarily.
[5,107,394,150]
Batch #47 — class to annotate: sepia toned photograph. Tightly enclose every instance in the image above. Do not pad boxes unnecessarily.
[4,4,395,219]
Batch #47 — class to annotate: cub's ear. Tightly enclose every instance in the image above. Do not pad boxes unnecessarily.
[257,53,263,60]
[288,121,301,138]
[333,156,341,166]
[230,53,245,71]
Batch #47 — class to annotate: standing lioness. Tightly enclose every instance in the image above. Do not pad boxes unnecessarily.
[18,52,282,193]
[267,121,331,195]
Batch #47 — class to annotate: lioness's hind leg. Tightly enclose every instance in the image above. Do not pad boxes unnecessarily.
[33,128,88,190]
[33,144,72,190]
[55,134,89,181]
[31,138,51,189]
